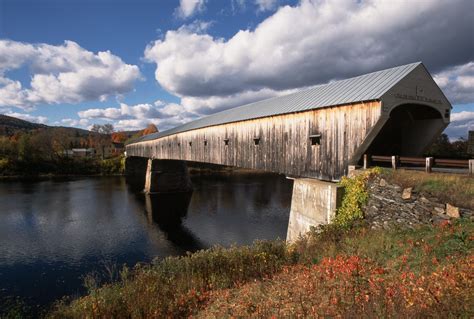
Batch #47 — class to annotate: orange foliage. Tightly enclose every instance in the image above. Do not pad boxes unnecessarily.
[201,254,474,318]
[141,124,158,136]
[111,132,127,143]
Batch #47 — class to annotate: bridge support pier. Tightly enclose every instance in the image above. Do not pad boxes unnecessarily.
[125,156,149,192]
[286,178,344,242]
[144,159,193,194]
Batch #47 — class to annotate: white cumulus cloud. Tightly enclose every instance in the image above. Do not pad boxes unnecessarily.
[255,0,278,12]
[77,102,197,131]
[444,110,474,139]
[0,40,141,110]
[61,118,90,127]
[176,0,206,18]
[145,0,474,107]
[434,62,474,105]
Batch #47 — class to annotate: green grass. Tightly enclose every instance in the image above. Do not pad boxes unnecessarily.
[47,220,474,318]
[382,169,474,209]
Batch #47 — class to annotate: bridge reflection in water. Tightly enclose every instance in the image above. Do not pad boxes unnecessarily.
[144,192,205,253]
[127,175,205,252]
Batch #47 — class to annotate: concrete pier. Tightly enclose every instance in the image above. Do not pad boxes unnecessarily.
[125,156,148,192]
[286,178,344,242]
[144,159,193,194]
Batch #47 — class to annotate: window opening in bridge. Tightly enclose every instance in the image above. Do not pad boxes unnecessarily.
[224,138,229,146]
[178,142,180,147]
[204,140,208,146]
[253,137,260,145]
[189,141,192,147]
[168,143,171,147]
[445,109,450,119]
[310,134,321,146]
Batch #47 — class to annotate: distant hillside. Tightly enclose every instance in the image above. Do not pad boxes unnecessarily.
[0,114,158,141]
[0,114,48,135]
[0,114,93,137]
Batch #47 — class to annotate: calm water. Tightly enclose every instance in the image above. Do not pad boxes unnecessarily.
[0,174,292,313]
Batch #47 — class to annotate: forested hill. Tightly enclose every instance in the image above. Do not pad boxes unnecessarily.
[0,114,158,142]
[0,114,91,137]
[0,114,47,135]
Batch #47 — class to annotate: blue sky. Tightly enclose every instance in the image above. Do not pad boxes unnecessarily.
[0,0,473,138]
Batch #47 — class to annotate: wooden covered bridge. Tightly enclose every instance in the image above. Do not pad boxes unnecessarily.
[126,62,451,240]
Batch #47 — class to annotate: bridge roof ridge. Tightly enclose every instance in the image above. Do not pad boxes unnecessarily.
[135,61,422,143]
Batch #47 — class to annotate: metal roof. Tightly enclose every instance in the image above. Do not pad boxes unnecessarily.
[135,62,421,143]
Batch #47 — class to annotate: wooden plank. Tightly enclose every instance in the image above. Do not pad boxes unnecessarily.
[126,101,383,181]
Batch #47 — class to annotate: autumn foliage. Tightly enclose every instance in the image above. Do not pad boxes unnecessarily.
[48,219,473,318]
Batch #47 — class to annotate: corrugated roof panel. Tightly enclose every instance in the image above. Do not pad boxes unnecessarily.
[135,62,421,143]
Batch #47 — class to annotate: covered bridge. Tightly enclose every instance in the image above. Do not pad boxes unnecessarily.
[126,62,451,182]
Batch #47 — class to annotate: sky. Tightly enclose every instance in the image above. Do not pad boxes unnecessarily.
[0,0,473,138]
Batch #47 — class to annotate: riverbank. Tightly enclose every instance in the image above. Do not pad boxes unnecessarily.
[45,169,473,318]
[47,220,473,318]
[0,156,125,178]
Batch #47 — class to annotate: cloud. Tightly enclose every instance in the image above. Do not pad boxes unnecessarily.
[178,20,213,34]
[4,112,48,124]
[77,102,197,131]
[231,0,246,13]
[60,118,90,127]
[176,0,206,18]
[0,40,141,110]
[0,40,35,72]
[78,103,162,120]
[255,0,278,12]
[145,0,474,103]
[444,111,474,139]
[180,87,297,115]
[434,62,474,105]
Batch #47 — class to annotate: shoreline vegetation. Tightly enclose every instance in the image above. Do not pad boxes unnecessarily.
[0,157,276,181]
[0,156,125,178]
[41,169,472,318]
[46,220,473,318]
[1,167,472,317]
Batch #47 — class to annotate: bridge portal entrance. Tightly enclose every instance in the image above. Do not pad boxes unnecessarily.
[365,103,445,157]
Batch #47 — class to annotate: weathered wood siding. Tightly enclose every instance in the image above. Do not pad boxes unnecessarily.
[126,101,382,181]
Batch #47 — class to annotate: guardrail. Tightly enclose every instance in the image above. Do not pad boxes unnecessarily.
[363,154,473,176]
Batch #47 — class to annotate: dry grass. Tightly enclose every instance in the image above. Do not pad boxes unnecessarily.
[200,255,473,318]
[382,169,474,209]
[47,220,474,318]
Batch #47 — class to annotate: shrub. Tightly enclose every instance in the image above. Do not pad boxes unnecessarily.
[0,157,10,174]
[334,167,381,228]
[100,156,124,175]
[49,241,293,318]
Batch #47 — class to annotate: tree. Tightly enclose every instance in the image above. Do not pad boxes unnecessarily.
[91,124,115,135]
[112,132,127,143]
[425,134,451,157]
[141,124,158,136]
[425,133,469,159]
[17,133,32,161]
[90,124,115,159]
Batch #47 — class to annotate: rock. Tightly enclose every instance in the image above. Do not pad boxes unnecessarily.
[446,204,460,218]
[401,187,412,200]
[363,178,473,230]
[420,196,430,203]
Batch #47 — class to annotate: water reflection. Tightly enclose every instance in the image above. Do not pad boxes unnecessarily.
[0,174,292,313]
[143,192,205,252]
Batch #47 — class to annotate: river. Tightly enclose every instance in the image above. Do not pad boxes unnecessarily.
[0,173,293,314]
